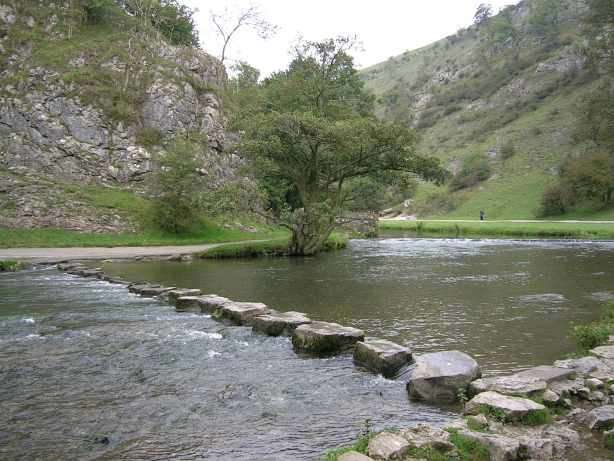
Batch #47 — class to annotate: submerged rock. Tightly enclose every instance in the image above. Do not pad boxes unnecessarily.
[168,289,202,304]
[464,391,546,422]
[354,339,412,378]
[219,302,268,325]
[251,311,311,336]
[406,350,481,402]
[198,294,232,313]
[292,321,364,356]
[367,432,410,460]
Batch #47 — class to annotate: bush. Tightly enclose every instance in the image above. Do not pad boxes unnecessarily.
[0,260,24,272]
[539,183,572,216]
[573,321,611,350]
[84,0,116,24]
[136,126,164,148]
[449,153,491,191]
[500,140,516,160]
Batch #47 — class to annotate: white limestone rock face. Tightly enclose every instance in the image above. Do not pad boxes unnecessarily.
[406,350,481,402]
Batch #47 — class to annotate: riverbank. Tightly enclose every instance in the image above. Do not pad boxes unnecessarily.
[379,219,614,240]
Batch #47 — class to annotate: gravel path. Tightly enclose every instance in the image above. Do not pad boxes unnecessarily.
[0,241,268,263]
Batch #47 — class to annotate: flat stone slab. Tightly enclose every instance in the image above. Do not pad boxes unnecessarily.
[367,432,410,460]
[457,429,521,461]
[400,424,454,452]
[138,286,176,297]
[168,289,202,304]
[406,350,481,402]
[337,452,374,461]
[128,283,159,294]
[586,405,614,431]
[292,321,365,356]
[471,365,573,397]
[354,339,412,378]
[219,302,268,325]
[554,356,603,374]
[513,365,574,383]
[465,391,546,421]
[175,296,202,312]
[591,345,614,360]
[78,269,103,277]
[251,311,311,336]
[58,263,82,271]
[197,294,232,313]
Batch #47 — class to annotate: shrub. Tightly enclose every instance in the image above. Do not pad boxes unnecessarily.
[519,408,552,426]
[538,183,572,216]
[135,126,164,148]
[500,141,515,160]
[84,0,117,24]
[0,260,24,272]
[573,322,611,350]
[449,153,491,191]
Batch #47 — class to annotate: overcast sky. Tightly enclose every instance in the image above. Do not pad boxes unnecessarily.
[183,0,519,76]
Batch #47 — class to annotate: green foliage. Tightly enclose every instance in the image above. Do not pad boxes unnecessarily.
[605,431,614,450]
[500,140,516,160]
[0,260,24,272]
[200,239,290,259]
[148,138,205,234]
[136,126,164,148]
[520,408,552,426]
[574,80,614,151]
[561,152,614,207]
[466,416,489,432]
[528,0,562,41]
[486,8,516,43]
[572,302,614,351]
[539,183,572,216]
[450,153,491,191]
[83,0,117,24]
[447,429,491,460]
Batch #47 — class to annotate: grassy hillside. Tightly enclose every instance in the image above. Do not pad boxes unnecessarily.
[361,0,612,220]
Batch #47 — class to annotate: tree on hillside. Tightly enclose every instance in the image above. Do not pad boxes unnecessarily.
[211,5,277,64]
[149,138,205,234]
[473,3,492,25]
[237,38,447,255]
[584,0,614,72]
[528,0,561,41]
[574,79,614,151]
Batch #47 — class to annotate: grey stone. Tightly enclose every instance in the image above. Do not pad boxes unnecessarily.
[542,389,559,404]
[406,350,481,402]
[457,430,521,461]
[467,414,489,428]
[549,377,586,397]
[513,365,574,383]
[586,377,604,390]
[354,339,412,378]
[337,452,374,461]
[79,269,103,277]
[586,405,614,431]
[554,356,602,374]
[197,294,232,313]
[175,296,202,312]
[138,286,176,297]
[464,391,546,422]
[218,302,268,325]
[168,289,202,304]
[251,311,311,336]
[591,345,614,361]
[517,436,554,460]
[400,424,454,452]
[367,432,410,460]
[609,384,614,395]
[470,375,547,397]
[589,390,605,402]
[577,387,591,400]
[542,424,581,453]
[292,321,365,356]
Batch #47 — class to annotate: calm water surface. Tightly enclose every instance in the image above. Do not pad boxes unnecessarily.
[1,237,614,460]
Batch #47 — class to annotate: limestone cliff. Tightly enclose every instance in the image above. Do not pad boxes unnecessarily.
[0,0,238,232]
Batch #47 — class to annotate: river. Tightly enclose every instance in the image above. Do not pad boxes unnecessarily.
[1,237,613,459]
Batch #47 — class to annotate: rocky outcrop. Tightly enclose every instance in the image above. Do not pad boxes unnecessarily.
[406,350,481,402]
[0,2,238,232]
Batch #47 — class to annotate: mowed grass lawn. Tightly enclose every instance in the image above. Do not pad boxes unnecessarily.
[0,224,289,249]
[379,219,614,239]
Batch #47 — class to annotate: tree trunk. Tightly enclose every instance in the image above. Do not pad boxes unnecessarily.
[288,208,335,256]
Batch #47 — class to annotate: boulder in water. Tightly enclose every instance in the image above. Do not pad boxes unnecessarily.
[197,294,232,314]
[168,289,202,304]
[354,339,412,378]
[464,391,546,422]
[251,311,311,336]
[219,302,268,325]
[406,350,481,402]
[175,296,202,312]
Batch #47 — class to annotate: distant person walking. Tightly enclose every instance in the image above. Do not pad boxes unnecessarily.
[480,210,486,221]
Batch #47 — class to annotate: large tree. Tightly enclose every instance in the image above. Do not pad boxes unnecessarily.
[237,38,447,255]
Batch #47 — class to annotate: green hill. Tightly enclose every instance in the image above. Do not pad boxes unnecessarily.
[361,0,613,220]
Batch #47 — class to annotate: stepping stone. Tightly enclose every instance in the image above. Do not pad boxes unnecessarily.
[354,339,412,378]
[198,294,232,313]
[57,263,81,271]
[251,311,311,336]
[464,391,546,422]
[168,289,202,304]
[591,345,614,360]
[292,321,365,356]
[128,283,160,294]
[219,302,268,325]
[79,269,103,277]
[139,286,176,297]
[338,452,374,461]
[586,405,614,431]
[406,350,481,403]
[175,296,202,312]
[400,424,454,452]
[367,432,410,460]
[554,356,603,374]
[514,365,575,383]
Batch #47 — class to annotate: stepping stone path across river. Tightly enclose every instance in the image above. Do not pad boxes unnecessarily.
[168,288,202,304]
[251,311,311,336]
[219,302,268,325]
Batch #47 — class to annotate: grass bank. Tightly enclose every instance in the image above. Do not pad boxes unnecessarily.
[379,220,614,240]
[0,222,288,249]
[200,233,349,259]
